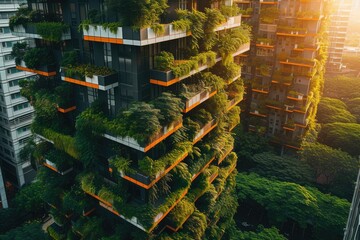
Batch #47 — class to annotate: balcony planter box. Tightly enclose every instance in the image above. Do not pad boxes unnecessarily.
[16,60,57,77]
[214,15,242,31]
[193,119,217,144]
[12,24,71,41]
[61,67,118,91]
[83,24,188,46]
[149,69,178,86]
[44,159,73,175]
[83,25,123,44]
[183,88,217,113]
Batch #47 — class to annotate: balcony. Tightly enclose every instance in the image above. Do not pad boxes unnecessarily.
[109,143,190,189]
[191,156,216,182]
[83,24,189,46]
[214,15,242,31]
[16,61,57,77]
[217,146,234,165]
[61,66,118,91]
[260,0,278,4]
[265,99,283,110]
[259,23,277,33]
[277,26,307,37]
[43,159,73,175]
[252,83,270,94]
[193,119,218,144]
[84,176,189,233]
[296,11,322,21]
[183,88,217,113]
[227,97,243,111]
[166,199,195,232]
[250,109,268,118]
[280,58,316,68]
[83,15,241,46]
[287,91,305,101]
[104,120,182,152]
[150,51,218,87]
[57,106,76,113]
[12,24,71,41]
[239,8,253,17]
[283,121,296,131]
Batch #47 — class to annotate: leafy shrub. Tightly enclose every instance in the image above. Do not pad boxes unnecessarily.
[23,48,55,69]
[61,51,78,67]
[154,51,174,71]
[35,22,69,41]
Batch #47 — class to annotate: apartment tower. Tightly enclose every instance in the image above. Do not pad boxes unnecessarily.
[10,0,250,238]
[236,0,328,152]
[0,0,36,194]
[326,0,353,72]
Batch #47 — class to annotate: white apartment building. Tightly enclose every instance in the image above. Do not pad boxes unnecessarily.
[0,0,36,197]
[327,0,353,72]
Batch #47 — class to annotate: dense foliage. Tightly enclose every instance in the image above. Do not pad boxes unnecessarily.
[300,142,358,199]
[317,97,356,123]
[318,122,360,156]
[236,173,350,240]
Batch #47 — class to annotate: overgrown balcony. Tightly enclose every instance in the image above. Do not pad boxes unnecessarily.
[43,149,74,175]
[82,23,189,45]
[250,103,268,117]
[277,26,307,37]
[183,88,217,113]
[226,80,244,111]
[16,60,57,77]
[12,43,57,77]
[189,153,216,182]
[61,65,119,91]
[280,57,316,68]
[10,8,70,41]
[279,68,315,78]
[265,99,283,110]
[287,90,305,101]
[109,142,192,189]
[150,51,217,87]
[260,6,279,24]
[225,106,241,131]
[216,134,234,164]
[283,119,296,131]
[272,70,293,85]
[256,38,275,48]
[259,23,277,33]
[296,10,321,20]
[166,199,195,232]
[252,82,270,94]
[103,93,184,152]
[239,8,253,17]
[193,119,218,144]
[178,73,222,113]
[12,23,71,41]
[104,119,183,152]
[80,164,191,232]
[82,10,242,46]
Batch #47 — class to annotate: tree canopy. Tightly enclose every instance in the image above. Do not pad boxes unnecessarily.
[317,97,356,123]
[300,142,358,199]
[230,225,287,240]
[323,76,360,100]
[0,222,48,240]
[318,122,360,156]
[236,173,350,240]
[346,97,360,123]
[250,152,314,185]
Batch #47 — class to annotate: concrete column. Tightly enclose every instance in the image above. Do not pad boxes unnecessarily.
[0,169,8,208]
